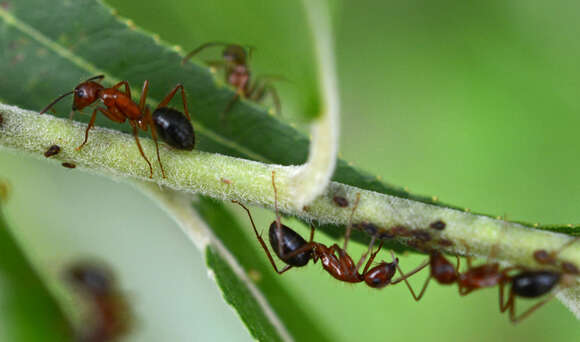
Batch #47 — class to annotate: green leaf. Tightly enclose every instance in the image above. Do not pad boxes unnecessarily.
[0,204,72,342]
[195,197,329,342]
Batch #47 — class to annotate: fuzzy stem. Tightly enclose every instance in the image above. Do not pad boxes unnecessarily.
[0,104,578,271]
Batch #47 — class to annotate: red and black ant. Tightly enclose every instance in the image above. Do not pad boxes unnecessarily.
[233,171,418,288]
[396,237,579,323]
[498,237,579,323]
[40,75,192,178]
[65,262,131,342]
[182,42,281,117]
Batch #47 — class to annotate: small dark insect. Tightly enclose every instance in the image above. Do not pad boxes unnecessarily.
[44,144,61,158]
[0,113,3,127]
[359,222,378,236]
[533,237,579,273]
[152,107,195,150]
[40,75,191,178]
[62,162,76,169]
[182,42,282,117]
[332,195,349,208]
[233,171,419,288]
[429,220,446,230]
[411,230,432,242]
[65,262,131,342]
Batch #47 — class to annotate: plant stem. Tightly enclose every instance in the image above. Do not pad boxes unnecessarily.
[0,104,578,270]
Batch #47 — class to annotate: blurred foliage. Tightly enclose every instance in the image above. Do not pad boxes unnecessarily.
[0,206,72,342]
[1,0,580,341]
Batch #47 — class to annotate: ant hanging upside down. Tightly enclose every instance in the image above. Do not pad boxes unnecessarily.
[182,42,282,117]
[40,75,194,178]
[396,237,579,323]
[233,171,421,288]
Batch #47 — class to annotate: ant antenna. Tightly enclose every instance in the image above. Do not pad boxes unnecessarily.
[181,41,231,65]
[246,45,256,61]
[83,75,105,83]
[271,170,284,257]
[40,91,74,114]
[343,193,361,250]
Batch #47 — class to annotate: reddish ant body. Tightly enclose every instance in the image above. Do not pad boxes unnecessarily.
[40,75,191,178]
[398,237,579,323]
[66,262,130,342]
[233,171,416,288]
[182,42,281,116]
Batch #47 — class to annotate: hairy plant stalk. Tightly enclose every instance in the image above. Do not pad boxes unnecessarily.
[288,0,340,209]
[0,104,579,272]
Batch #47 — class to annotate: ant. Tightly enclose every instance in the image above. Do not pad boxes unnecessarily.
[40,75,191,178]
[65,262,130,342]
[499,237,579,323]
[233,171,418,288]
[182,42,281,117]
[397,237,580,323]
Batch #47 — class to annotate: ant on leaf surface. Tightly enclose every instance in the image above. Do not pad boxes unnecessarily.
[182,42,282,117]
[40,75,193,178]
[233,171,420,289]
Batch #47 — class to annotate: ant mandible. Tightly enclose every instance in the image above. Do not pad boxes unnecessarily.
[233,171,418,288]
[40,75,191,178]
[182,42,281,117]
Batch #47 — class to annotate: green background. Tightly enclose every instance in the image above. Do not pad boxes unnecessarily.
[2,0,580,341]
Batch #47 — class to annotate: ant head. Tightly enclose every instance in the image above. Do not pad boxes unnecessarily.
[223,45,248,65]
[364,260,398,289]
[40,75,105,114]
[66,262,112,296]
[72,80,103,111]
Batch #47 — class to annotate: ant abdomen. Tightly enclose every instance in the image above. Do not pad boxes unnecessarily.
[152,107,195,150]
[511,271,560,298]
[268,221,312,267]
[364,260,398,288]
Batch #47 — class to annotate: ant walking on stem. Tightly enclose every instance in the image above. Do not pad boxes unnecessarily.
[396,237,580,323]
[233,171,419,288]
[40,75,191,178]
[182,42,282,117]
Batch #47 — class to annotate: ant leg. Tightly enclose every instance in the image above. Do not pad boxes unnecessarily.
[139,80,150,114]
[130,122,154,178]
[355,236,376,272]
[76,107,122,150]
[458,286,476,296]
[181,42,230,65]
[157,84,190,121]
[343,193,361,251]
[76,107,99,151]
[232,200,292,274]
[361,241,384,275]
[223,87,243,121]
[499,281,512,313]
[510,291,558,324]
[267,85,281,115]
[392,258,431,301]
[143,108,166,178]
[111,81,131,98]
[205,59,227,70]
